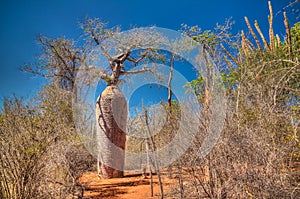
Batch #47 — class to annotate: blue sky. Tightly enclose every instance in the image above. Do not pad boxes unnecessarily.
[0,0,297,103]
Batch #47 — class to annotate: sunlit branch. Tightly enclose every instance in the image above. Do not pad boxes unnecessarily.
[120,68,152,75]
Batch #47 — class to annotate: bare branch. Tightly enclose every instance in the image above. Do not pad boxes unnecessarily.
[120,68,152,75]
[244,16,262,50]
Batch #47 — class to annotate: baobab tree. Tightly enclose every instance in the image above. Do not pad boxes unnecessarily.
[80,19,169,178]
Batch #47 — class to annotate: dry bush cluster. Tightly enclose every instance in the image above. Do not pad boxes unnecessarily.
[162,3,300,198]
[0,86,96,199]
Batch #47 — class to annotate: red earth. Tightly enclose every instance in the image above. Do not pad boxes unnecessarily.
[78,171,175,199]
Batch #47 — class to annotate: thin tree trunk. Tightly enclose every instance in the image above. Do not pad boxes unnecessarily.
[146,140,154,197]
[167,55,175,179]
[178,165,184,199]
[167,55,175,113]
[143,106,164,199]
[284,12,293,58]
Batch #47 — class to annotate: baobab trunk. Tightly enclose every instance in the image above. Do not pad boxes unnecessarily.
[96,85,127,179]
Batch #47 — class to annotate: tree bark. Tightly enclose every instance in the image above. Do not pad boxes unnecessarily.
[96,85,127,178]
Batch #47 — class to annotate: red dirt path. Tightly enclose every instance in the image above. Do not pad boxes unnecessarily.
[78,172,174,199]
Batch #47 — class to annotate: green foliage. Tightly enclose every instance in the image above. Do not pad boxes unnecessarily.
[181,24,219,50]
[184,77,205,105]
[163,100,181,115]
[291,22,300,53]
[192,30,218,48]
